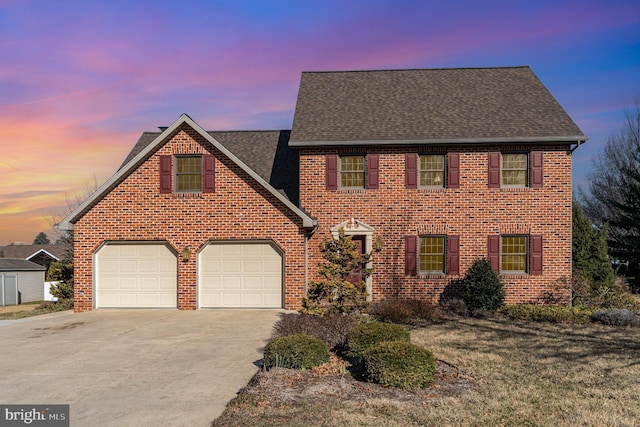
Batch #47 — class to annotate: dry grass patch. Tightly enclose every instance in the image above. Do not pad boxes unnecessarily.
[212,316,640,426]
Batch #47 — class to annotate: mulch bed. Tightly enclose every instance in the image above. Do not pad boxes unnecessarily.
[237,354,474,407]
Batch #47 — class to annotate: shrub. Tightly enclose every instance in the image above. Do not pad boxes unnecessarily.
[346,322,410,357]
[263,334,330,371]
[271,313,359,350]
[49,281,74,300]
[300,228,371,315]
[362,341,436,388]
[37,298,74,311]
[439,297,469,317]
[462,258,505,312]
[499,304,593,324]
[591,309,640,327]
[368,299,441,325]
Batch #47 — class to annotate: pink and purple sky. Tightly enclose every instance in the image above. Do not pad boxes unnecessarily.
[1,0,639,245]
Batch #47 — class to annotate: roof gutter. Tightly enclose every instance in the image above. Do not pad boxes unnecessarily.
[289,135,589,147]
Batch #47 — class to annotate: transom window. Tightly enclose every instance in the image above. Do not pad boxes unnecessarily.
[501,235,527,273]
[502,153,528,186]
[419,154,445,187]
[419,236,445,273]
[176,156,202,192]
[340,155,365,188]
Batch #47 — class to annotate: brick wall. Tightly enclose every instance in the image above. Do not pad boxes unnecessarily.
[299,145,573,306]
[73,126,307,312]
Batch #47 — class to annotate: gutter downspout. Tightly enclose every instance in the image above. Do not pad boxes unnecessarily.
[304,220,319,296]
[569,139,586,154]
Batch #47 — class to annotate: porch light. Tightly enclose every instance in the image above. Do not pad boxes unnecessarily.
[181,246,191,263]
[374,237,384,252]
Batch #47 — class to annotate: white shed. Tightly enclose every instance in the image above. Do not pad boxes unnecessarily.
[0,259,46,305]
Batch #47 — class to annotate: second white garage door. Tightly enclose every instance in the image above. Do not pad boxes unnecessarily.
[199,242,283,308]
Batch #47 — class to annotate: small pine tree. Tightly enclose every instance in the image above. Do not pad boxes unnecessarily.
[462,258,505,312]
[301,228,371,315]
[572,201,615,290]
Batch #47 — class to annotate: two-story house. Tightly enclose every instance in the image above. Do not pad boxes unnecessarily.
[59,66,587,312]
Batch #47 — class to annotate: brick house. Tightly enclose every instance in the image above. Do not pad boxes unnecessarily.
[59,66,587,312]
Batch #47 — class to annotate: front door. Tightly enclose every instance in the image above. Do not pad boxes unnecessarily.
[346,235,366,284]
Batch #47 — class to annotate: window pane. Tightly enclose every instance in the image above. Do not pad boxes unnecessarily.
[502,154,527,186]
[419,155,445,187]
[340,156,365,188]
[176,156,202,192]
[419,236,444,272]
[501,236,527,272]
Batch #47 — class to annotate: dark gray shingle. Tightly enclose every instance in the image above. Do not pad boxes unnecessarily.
[290,66,586,144]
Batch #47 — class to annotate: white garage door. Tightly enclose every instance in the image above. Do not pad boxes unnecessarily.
[96,243,177,308]
[199,242,283,308]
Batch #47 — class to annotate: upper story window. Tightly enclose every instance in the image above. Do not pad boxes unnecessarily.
[340,155,365,188]
[488,151,543,189]
[325,154,379,190]
[405,153,459,189]
[419,154,445,187]
[501,153,528,187]
[159,154,215,194]
[176,156,203,192]
[419,235,445,273]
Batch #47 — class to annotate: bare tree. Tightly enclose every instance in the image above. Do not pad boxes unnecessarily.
[580,101,640,290]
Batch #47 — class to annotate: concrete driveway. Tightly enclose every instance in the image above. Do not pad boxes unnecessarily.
[0,309,282,426]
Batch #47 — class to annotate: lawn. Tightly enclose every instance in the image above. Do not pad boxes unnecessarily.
[0,300,72,320]
[212,316,640,426]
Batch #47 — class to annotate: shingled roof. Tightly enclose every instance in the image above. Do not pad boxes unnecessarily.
[0,258,46,271]
[289,66,587,146]
[120,130,299,204]
[1,244,65,261]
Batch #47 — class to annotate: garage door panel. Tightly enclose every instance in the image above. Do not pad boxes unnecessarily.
[223,260,242,273]
[199,242,282,308]
[96,244,177,308]
[243,259,262,272]
[222,277,242,290]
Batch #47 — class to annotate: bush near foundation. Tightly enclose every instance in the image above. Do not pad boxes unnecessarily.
[271,313,359,351]
[499,304,592,324]
[462,258,505,312]
[263,334,330,371]
[368,299,442,325]
[346,322,410,357]
[362,340,436,388]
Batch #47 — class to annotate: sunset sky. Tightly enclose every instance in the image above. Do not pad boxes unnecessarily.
[1,0,639,245]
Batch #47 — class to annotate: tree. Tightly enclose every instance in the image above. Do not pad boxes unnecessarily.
[33,232,51,245]
[300,228,371,315]
[572,201,615,290]
[580,103,640,291]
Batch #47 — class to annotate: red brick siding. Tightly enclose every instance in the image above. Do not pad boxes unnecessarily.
[73,126,307,312]
[300,145,573,306]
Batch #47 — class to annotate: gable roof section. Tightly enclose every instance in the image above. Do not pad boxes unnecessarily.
[0,258,46,271]
[1,245,65,261]
[289,66,587,146]
[120,130,299,205]
[57,115,315,230]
